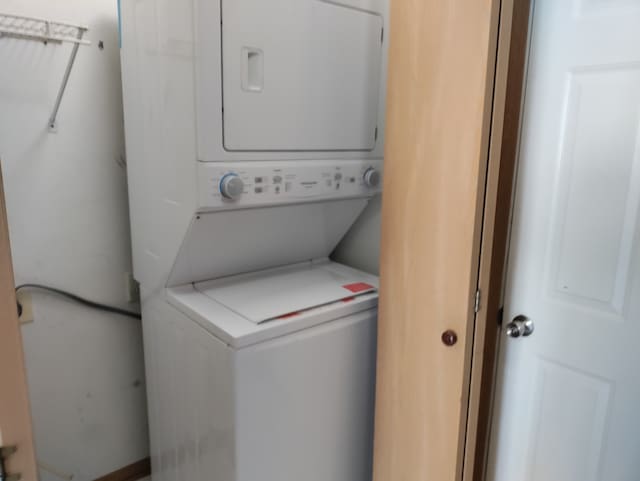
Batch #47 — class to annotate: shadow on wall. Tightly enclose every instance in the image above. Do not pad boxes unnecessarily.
[332,195,382,275]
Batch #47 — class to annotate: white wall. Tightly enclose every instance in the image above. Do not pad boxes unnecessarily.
[333,197,382,275]
[0,1,148,480]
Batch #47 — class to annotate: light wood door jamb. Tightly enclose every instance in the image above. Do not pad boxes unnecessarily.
[463,1,533,480]
[373,1,531,480]
[0,166,38,481]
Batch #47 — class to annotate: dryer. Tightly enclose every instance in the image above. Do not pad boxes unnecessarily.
[119,0,389,295]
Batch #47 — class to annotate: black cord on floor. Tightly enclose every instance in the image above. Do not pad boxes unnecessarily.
[15,284,141,320]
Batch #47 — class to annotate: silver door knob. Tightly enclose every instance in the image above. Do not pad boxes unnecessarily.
[505,315,534,338]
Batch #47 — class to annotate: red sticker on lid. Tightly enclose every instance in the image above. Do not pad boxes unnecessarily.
[342,282,375,293]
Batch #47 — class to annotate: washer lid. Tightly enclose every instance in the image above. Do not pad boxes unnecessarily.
[167,198,369,287]
[194,262,377,324]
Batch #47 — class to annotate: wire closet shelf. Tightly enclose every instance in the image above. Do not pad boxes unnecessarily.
[0,13,90,131]
[0,13,89,45]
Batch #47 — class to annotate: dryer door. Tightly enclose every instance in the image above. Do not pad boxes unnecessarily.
[221,0,383,152]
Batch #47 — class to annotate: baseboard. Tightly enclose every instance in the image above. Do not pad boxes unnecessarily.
[93,457,151,481]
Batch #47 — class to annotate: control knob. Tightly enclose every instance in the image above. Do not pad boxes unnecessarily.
[219,173,244,200]
[363,167,381,188]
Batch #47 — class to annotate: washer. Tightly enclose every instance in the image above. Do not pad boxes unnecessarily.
[143,260,378,481]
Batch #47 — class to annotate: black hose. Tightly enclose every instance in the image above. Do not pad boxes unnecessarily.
[15,284,141,320]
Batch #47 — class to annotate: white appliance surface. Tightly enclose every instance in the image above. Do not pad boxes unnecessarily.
[233,307,377,481]
[142,295,377,481]
[221,0,383,151]
[196,159,383,210]
[167,260,379,347]
[120,0,387,291]
[120,0,387,479]
[167,198,370,287]
[194,0,388,163]
[196,261,377,323]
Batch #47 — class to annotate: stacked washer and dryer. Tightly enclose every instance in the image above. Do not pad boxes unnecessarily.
[119,0,389,480]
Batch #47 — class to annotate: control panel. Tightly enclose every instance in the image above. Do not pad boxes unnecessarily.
[197,160,382,210]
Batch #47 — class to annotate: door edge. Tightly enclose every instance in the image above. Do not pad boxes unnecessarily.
[460,0,535,480]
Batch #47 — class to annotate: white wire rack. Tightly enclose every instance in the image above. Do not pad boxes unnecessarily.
[0,13,89,44]
[0,13,91,131]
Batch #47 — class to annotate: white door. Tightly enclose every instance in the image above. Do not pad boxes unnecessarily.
[487,1,640,480]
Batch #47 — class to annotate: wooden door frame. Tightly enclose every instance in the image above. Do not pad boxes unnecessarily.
[463,0,533,480]
[371,0,533,480]
[0,166,38,481]
[372,0,534,480]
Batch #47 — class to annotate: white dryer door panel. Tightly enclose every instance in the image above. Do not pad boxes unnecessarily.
[222,0,383,151]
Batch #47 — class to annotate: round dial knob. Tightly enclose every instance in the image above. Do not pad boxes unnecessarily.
[219,173,244,200]
[363,167,381,188]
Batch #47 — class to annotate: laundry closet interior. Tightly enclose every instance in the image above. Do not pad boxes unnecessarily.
[0,0,513,480]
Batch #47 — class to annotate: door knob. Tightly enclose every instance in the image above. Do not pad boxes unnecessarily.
[441,330,458,346]
[505,315,534,338]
